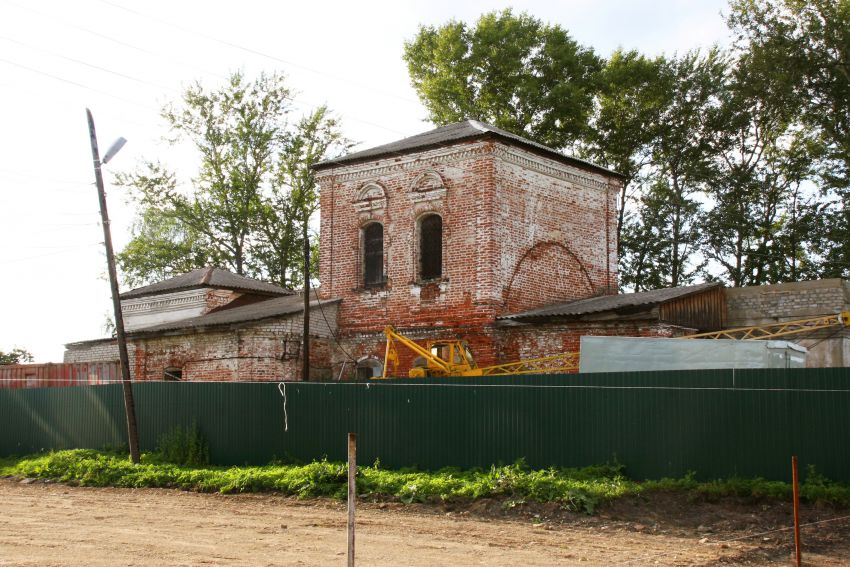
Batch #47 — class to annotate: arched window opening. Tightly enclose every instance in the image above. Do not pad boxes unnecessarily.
[363,223,384,287]
[419,214,442,280]
[356,357,383,379]
[164,367,183,381]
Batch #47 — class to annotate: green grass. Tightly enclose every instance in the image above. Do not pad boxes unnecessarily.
[2,450,850,514]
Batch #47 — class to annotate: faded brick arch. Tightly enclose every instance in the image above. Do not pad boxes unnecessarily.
[503,241,594,313]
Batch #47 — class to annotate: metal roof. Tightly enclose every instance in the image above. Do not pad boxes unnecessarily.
[314,119,623,179]
[129,295,341,335]
[498,282,723,321]
[121,267,293,299]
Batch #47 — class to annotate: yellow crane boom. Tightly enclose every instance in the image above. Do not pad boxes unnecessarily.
[680,311,850,340]
[381,325,579,378]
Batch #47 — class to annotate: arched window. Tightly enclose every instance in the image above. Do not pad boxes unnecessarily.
[163,367,182,381]
[363,222,384,287]
[419,214,442,280]
[355,357,383,379]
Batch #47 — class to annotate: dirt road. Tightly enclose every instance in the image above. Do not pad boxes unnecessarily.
[1,478,848,566]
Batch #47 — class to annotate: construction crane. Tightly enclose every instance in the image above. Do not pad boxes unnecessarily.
[680,311,850,340]
[381,325,580,378]
[380,311,850,378]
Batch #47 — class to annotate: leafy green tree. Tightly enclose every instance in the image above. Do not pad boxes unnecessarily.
[118,72,348,288]
[621,50,727,289]
[583,50,670,254]
[0,348,33,365]
[701,49,819,286]
[403,9,602,149]
[254,106,352,288]
[728,0,850,189]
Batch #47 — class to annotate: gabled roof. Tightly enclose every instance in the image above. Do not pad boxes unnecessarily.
[120,267,293,300]
[129,294,341,335]
[499,282,723,321]
[314,120,623,179]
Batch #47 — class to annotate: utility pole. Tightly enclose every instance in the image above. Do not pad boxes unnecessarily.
[86,108,140,464]
[302,219,310,382]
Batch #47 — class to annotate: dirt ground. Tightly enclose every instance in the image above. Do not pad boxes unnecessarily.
[1,478,850,566]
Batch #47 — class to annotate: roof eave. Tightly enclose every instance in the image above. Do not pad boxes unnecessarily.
[314,131,624,180]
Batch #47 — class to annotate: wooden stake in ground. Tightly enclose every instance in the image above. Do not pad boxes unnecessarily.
[792,455,802,567]
[348,432,356,567]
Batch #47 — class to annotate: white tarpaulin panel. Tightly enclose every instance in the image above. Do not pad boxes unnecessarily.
[579,336,807,373]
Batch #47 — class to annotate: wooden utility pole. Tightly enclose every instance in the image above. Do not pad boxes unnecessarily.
[302,221,310,382]
[792,456,802,567]
[347,432,356,566]
[86,108,140,464]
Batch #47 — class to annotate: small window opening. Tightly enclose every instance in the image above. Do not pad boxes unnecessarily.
[356,358,383,379]
[164,367,182,381]
[363,223,384,287]
[419,214,442,280]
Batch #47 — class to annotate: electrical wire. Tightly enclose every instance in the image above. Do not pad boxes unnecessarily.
[96,0,421,106]
[0,57,158,111]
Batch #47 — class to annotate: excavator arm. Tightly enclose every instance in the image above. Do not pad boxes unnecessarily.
[382,325,452,378]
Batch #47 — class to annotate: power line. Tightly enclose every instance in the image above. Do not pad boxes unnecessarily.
[0,57,158,111]
[0,35,179,93]
[96,0,422,107]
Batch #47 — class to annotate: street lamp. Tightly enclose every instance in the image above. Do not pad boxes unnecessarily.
[86,108,140,464]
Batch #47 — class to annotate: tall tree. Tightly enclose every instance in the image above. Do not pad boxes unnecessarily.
[728,0,850,189]
[621,50,727,289]
[727,0,850,279]
[254,106,352,288]
[117,72,348,288]
[702,48,819,286]
[583,50,670,254]
[403,9,602,149]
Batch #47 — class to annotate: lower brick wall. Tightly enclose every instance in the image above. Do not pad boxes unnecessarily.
[333,321,687,379]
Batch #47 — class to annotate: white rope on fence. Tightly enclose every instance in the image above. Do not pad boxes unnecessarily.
[277,381,289,432]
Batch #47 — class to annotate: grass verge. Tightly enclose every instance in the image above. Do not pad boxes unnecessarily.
[2,450,850,515]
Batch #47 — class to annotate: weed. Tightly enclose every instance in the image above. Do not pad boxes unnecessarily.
[3,450,850,514]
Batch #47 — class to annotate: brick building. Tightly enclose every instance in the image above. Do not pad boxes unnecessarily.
[65,267,339,381]
[69,120,848,382]
[314,120,722,377]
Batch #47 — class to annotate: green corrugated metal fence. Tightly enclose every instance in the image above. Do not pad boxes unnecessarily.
[1,368,849,481]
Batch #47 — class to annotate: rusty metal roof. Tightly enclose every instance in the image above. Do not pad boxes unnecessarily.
[313,119,623,179]
[129,294,341,335]
[498,282,723,321]
[121,267,293,299]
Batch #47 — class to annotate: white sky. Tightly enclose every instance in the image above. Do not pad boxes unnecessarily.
[0,0,731,362]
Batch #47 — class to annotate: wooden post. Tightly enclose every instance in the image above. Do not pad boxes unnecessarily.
[347,432,356,567]
[86,109,140,464]
[792,456,802,567]
[302,221,310,382]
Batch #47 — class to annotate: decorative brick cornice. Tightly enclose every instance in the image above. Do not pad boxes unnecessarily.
[494,146,609,190]
[315,143,492,184]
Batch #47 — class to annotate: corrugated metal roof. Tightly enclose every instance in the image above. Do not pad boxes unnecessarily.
[121,267,293,299]
[498,282,723,321]
[129,295,341,335]
[314,119,623,178]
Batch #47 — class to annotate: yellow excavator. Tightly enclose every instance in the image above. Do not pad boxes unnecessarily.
[381,325,580,378]
[380,311,850,379]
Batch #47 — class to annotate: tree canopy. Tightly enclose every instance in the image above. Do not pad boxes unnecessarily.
[0,348,34,365]
[117,72,350,289]
[404,6,850,289]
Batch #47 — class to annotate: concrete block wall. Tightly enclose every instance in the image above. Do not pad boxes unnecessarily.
[725,279,850,367]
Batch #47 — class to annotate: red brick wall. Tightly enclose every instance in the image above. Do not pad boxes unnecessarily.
[317,138,621,371]
[317,142,619,324]
[333,321,687,379]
